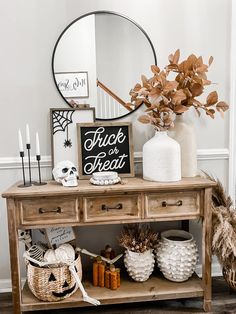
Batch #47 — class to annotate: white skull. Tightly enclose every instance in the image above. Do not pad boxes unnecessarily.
[18,230,32,249]
[52,160,78,187]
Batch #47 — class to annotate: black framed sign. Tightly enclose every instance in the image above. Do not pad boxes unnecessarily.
[77,122,134,178]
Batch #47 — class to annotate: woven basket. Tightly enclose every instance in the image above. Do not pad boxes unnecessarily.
[223,267,236,291]
[27,254,82,302]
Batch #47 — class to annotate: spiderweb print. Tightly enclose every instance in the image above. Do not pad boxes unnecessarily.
[52,110,74,135]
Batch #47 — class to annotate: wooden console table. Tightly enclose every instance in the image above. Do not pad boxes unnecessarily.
[2,176,215,313]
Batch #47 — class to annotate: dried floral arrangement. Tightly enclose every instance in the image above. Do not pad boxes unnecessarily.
[118,224,158,253]
[127,49,229,130]
[204,172,236,270]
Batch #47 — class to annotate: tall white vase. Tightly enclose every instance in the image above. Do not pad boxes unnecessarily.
[168,115,197,177]
[143,131,181,182]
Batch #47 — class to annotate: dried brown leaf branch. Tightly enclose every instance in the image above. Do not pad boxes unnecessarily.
[203,172,236,270]
[118,224,158,253]
[127,49,229,130]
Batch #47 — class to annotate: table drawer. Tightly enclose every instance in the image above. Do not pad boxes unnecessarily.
[145,191,200,219]
[83,194,142,222]
[18,196,80,226]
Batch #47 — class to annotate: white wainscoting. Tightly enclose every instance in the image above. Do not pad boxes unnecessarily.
[0,149,229,170]
[195,263,222,279]
[135,148,229,163]
[0,156,52,170]
[0,279,26,293]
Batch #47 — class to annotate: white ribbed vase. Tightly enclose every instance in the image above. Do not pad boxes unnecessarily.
[156,230,198,282]
[168,115,197,177]
[143,131,181,182]
[124,249,155,282]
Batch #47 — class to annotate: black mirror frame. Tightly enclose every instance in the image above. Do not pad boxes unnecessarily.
[51,10,157,121]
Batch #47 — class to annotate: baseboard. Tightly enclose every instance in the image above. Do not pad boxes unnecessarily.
[0,278,26,293]
[0,279,12,293]
[195,262,222,278]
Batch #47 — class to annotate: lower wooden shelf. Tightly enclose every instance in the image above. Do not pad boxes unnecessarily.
[21,273,204,312]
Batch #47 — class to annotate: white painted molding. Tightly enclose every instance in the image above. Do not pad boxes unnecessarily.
[0,149,229,170]
[196,148,229,161]
[134,151,143,163]
[0,279,12,293]
[195,262,222,278]
[229,0,236,205]
[134,149,229,164]
[0,156,51,170]
[0,278,26,293]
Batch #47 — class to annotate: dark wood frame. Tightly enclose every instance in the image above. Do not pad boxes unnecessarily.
[77,122,134,179]
[54,71,89,98]
[50,107,95,169]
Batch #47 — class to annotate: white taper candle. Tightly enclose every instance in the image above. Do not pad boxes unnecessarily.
[26,124,30,144]
[36,132,40,156]
[18,129,23,152]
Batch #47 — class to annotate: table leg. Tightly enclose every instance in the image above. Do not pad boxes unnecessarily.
[202,187,212,312]
[7,199,22,314]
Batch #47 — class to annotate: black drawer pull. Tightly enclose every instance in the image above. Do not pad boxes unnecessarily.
[162,200,183,207]
[38,207,62,214]
[101,203,123,211]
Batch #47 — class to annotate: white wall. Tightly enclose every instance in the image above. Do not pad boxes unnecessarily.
[95,13,155,104]
[53,14,98,108]
[0,0,232,291]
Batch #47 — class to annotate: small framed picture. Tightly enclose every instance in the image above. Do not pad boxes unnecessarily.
[50,107,95,169]
[44,227,76,249]
[77,122,134,178]
[54,71,89,98]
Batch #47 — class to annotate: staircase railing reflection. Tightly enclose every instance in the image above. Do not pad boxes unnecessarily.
[97,79,132,118]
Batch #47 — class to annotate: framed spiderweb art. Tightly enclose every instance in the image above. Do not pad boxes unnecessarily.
[50,107,95,169]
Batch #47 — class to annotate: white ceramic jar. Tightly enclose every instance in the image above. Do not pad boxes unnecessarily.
[124,249,155,282]
[156,229,198,282]
[143,131,181,182]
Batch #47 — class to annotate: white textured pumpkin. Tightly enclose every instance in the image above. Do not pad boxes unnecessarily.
[55,244,75,263]
[44,244,75,264]
[124,249,155,282]
[44,249,58,264]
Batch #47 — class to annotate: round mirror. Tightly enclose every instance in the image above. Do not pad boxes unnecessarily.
[52,11,157,120]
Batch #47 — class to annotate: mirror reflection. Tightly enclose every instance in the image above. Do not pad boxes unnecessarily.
[52,12,156,120]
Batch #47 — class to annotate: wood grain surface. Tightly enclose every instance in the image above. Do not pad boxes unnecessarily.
[2,177,216,199]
